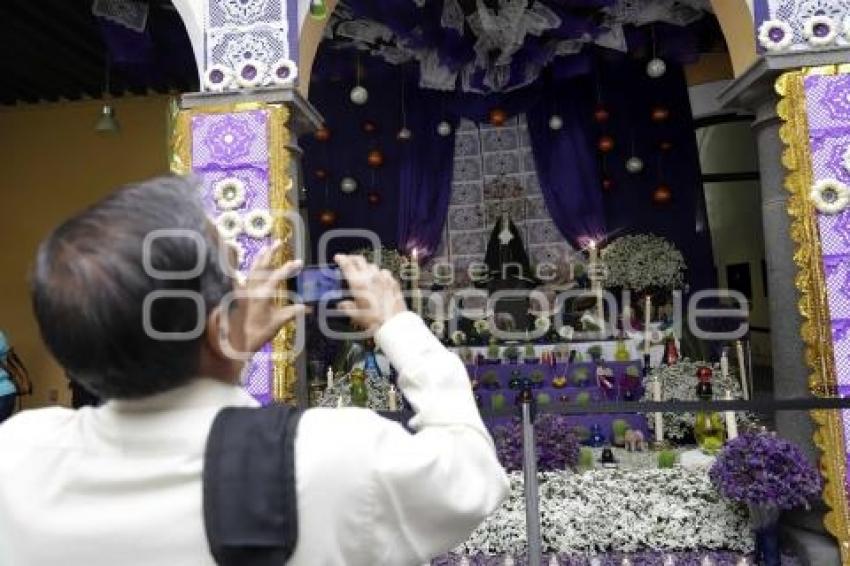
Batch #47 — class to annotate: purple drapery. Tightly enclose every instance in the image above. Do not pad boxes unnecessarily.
[397,87,459,256]
[526,79,606,248]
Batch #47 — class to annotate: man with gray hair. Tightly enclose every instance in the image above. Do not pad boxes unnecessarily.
[0,176,508,565]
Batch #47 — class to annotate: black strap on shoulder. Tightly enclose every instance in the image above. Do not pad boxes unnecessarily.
[203,405,302,566]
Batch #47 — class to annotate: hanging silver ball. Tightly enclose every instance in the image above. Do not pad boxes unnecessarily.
[548,115,564,130]
[350,85,369,105]
[437,121,452,137]
[646,58,667,79]
[625,156,644,174]
[397,127,412,141]
[340,177,358,194]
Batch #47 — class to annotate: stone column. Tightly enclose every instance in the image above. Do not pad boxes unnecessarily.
[719,50,850,565]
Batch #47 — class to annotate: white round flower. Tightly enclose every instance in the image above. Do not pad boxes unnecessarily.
[213,178,246,210]
[243,209,274,238]
[235,59,267,88]
[535,316,550,332]
[270,59,298,86]
[451,330,466,346]
[216,211,243,240]
[758,20,793,51]
[474,319,490,333]
[204,64,234,92]
[804,16,837,47]
[810,178,850,215]
[429,320,445,338]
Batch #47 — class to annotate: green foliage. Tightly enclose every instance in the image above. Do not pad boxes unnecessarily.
[625,365,641,378]
[587,345,603,359]
[579,447,594,470]
[536,392,551,405]
[573,426,591,442]
[524,343,536,358]
[657,450,678,469]
[482,370,499,385]
[575,392,591,405]
[612,419,629,438]
[491,393,506,411]
[572,367,590,385]
[487,343,501,360]
[530,369,546,383]
[503,345,519,360]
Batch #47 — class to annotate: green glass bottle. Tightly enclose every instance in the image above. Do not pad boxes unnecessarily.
[309,0,328,20]
[349,368,368,408]
[693,366,725,454]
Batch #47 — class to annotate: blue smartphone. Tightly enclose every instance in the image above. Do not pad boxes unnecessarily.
[295,265,346,304]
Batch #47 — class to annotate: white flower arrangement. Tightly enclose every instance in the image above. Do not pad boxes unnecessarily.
[456,469,751,556]
[535,316,551,332]
[810,178,850,215]
[270,59,299,86]
[216,211,243,240]
[235,59,267,88]
[213,177,247,210]
[757,20,794,51]
[804,15,838,47]
[244,209,274,239]
[642,359,756,441]
[601,234,686,293]
[557,325,574,340]
[451,330,467,346]
[204,64,234,92]
[430,320,446,338]
[317,370,392,410]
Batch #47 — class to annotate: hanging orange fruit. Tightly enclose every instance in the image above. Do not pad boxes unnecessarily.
[593,105,610,124]
[602,177,615,192]
[489,108,508,127]
[597,135,615,153]
[317,209,338,227]
[659,140,673,152]
[314,168,328,180]
[367,191,382,206]
[362,120,377,134]
[652,184,673,205]
[650,106,670,122]
[314,126,331,142]
[367,149,384,168]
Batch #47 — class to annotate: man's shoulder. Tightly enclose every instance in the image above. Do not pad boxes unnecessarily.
[0,406,77,444]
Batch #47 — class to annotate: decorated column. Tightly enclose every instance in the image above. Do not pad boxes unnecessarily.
[170,0,323,405]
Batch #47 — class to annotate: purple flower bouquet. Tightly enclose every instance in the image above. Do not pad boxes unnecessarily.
[709,431,822,566]
[491,415,580,472]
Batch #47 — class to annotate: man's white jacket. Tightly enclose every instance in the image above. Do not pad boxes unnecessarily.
[0,312,510,565]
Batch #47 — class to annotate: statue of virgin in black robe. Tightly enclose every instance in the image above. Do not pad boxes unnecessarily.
[481,213,539,292]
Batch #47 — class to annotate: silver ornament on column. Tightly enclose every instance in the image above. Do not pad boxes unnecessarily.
[437,121,452,136]
[549,115,564,130]
[340,177,358,194]
[646,57,666,78]
[626,156,644,174]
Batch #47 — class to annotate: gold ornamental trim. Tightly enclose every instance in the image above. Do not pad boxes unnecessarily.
[169,101,298,405]
[777,67,850,562]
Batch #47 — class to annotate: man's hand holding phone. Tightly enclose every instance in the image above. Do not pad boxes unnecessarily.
[334,254,407,335]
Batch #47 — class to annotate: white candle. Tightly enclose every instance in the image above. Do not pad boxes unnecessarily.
[724,390,738,441]
[589,241,605,334]
[652,378,664,443]
[411,249,423,316]
[326,367,334,391]
[735,340,749,400]
[388,385,398,412]
[720,348,729,381]
[644,295,652,353]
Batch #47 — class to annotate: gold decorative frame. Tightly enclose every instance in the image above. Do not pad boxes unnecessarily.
[169,100,298,404]
[777,67,850,561]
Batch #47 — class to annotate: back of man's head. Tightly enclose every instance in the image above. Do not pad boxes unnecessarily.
[31,176,231,400]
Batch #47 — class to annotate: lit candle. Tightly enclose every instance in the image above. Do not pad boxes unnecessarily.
[735,340,749,401]
[644,295,652,353]
[724,390,738,441]
[652,378,664,443]
[388,385,398,412]
[326,367,334,391]
[720,348,729,381]
[589,241,605,334]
